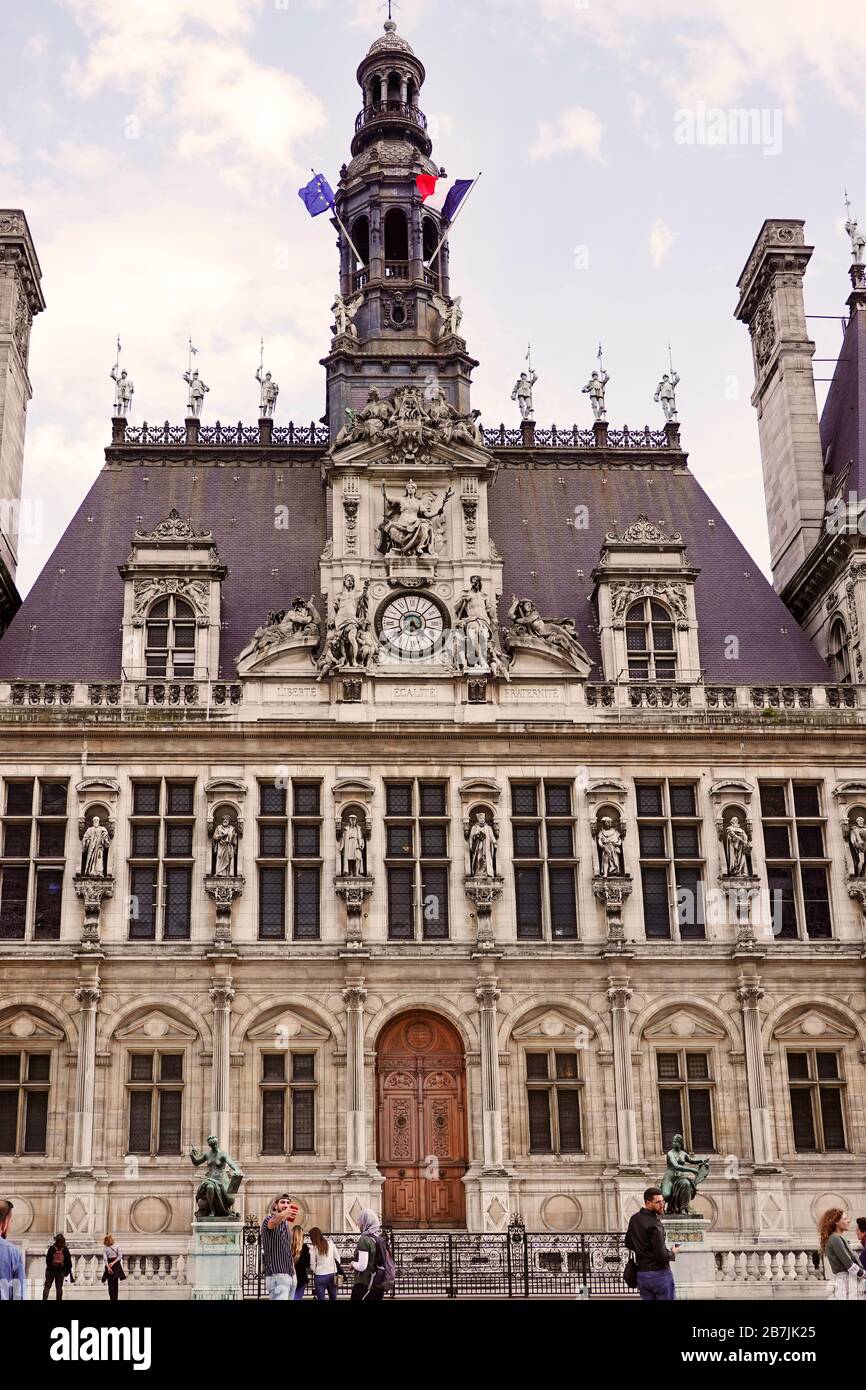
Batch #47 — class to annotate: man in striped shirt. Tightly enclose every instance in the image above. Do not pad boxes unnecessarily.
[260,1194,300,1300]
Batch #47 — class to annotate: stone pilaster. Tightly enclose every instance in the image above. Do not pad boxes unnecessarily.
[71,984,101,1172]
[736,978,775,1168]
[209,981,235,1143]
[606,981,639,1167]
[343,984,368,1173]
[475,981,507,1173]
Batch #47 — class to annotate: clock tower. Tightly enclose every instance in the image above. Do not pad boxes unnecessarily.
[316,21,506,702]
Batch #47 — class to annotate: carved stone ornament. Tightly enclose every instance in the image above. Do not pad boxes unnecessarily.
[592,874,633,949]
[752,292,776,371]
[133,509,214,544]
[383,289,415,330]
[132,576,209,623]
[204,875,245,948]
[465,875,503,952]
[604,514,683,546]
[236,596,322,670]
[317,576,378,681]
[609,580,689,628]
[335,875,374,947]
[717,805,754,878]
[74,875,115,950]
[329,384,488,462]
[503,597,593,676]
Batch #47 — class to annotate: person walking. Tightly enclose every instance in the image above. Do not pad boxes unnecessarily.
[292,1226,310,1300]
[43,1233,73,1300]
[101,1235,125,1300]
[260,1194,299,1300]
[624,1186,679,1301]
[819,1208,865,1298]
[308,1227,339,1301]
[0,1200,26,1300]
[350,1209,385,1302]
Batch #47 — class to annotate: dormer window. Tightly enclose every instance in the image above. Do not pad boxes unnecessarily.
[828,616,851,684]
[626,599,676,680]
[146,597,196,678]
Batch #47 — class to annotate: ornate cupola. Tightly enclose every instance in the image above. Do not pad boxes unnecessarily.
[323,19,478,438]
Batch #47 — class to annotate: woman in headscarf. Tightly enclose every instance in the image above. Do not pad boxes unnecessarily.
[350,1209,385,1302]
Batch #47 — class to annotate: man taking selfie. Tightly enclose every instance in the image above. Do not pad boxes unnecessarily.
[260,1194,300,1300]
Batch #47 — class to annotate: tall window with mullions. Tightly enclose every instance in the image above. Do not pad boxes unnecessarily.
[128,781,194,941]
[511,782,577,941]
[256,781,322,940]
[384,780,450,940]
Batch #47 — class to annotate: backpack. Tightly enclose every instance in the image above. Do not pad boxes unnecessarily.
[364,1233,396,1297]
[52,1246,65,1269]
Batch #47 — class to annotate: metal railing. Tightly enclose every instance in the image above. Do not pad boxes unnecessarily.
[355,101,428,133]
[242,1217,632,1299]
[118,421,330,447]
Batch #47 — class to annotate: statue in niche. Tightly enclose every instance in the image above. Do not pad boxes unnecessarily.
[337,813,367,877]
[316,576,375,680]
[723,814,752,877]
[506,597,591,671]
[81,815,110,878]
[212,815,238,877]
[377,479,454,556]
[190,1136,243,1221]
[660,1135,709,1217]
[454,576,510,680]
[582,368,609,421]
[653,371,680,423]
[331,292,365,339]
[110,365,134,419]
[183,368,209,418]
[468,808,498,879]
[511,369,537,421]
[847,814,866,877]
[596,816,624,878]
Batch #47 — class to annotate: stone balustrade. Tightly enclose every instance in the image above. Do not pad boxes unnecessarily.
[25,1248,190,1300]
[713,1248,827,1299]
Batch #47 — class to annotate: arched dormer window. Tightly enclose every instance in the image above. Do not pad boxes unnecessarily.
[384,208,409,273]
[352,215,370,268]
[626,599,676,680]
[828,615,851,684]
[146,597,196,679]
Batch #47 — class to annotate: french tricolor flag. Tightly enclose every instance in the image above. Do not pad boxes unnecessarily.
[416,175,476,222]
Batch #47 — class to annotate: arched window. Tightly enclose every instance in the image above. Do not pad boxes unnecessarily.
[386,70,402,105]
[828,616,851,684]
[352,215,370,268]
[384,208,409,266]
[422,216,439,263]
[626,599,676,680]
[146,597,196,678]
[407,78,418,109]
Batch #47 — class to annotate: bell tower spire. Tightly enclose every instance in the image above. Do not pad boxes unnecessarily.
[323,19,478,437]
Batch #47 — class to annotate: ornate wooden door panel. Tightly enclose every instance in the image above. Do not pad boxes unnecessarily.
[377,1013,468,1228]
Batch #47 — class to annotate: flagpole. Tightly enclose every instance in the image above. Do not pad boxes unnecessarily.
[425,171,482,269]
[312,168,367,270]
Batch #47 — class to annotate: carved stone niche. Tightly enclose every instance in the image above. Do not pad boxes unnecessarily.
[205,779,247,842]
[717,804,754,878]
[586,780,632,951]
[208,803,242,878]
[833,782,866,886]
[333,779,375,948]
[76,778,119,855]
[78,801,114,878]
[586,780,628,866]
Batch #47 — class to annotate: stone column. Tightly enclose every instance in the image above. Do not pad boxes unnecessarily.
[475,983,506,1173]
[72,985,101,1171]
[737,979,774,1166]
[607,982,639,1167]
[343,985,368,1173]
[209,982,235,1143]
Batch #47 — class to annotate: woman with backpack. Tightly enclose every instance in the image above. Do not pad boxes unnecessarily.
[308,1227,339,1301]
[42,1233,73,1300]
[291,1225,311,1300]
[350,1209,393,1302]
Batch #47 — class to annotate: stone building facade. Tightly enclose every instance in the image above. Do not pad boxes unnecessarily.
[1,21,866,1254]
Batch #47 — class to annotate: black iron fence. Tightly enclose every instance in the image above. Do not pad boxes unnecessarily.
[242,1216,635,1299]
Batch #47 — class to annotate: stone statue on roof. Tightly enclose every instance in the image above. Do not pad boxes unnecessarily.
[256,367,279,418]
[110,365,134,419]
[582,368,609,421]
[511,369,537,421]
[653,371,680,422]
[183,369,209,418]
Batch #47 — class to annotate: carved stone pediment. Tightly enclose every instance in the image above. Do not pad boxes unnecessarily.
[114,1010,198,1043]
[248,1012,331,1044]
[644,1008,726,1041]
[513,1009,591,1043]
[505,633,593,679]
[773,1009,856,1042]
[459,777,502,803]
[236,632,320,677]
[133,509,214,545]
[0,1010,65,1042]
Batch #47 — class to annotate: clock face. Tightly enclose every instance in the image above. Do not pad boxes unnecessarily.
[380,593,445,659]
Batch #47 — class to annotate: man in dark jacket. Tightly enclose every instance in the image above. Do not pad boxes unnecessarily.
[624,1187,679,1300]
[43,1233,73,1300]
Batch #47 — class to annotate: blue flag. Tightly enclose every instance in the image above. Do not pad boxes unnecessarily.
[442,178,474,223]
[298,173,335,217]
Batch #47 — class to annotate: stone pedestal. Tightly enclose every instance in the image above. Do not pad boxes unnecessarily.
[663,1217,715,1300]
[190,1220,243,1301]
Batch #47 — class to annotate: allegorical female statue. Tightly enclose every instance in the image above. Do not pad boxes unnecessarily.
[660,1134,709,1216]
[190,1136,243,1220]
[377,479,454,557]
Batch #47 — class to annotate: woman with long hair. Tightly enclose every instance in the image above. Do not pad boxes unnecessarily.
[818,1208,864,1298]
[291,1225,311,1300]
[308,1227,340,1301]
[43,1232,73,1300]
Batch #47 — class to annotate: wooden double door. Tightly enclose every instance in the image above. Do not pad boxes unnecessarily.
[377,1012,468,1228]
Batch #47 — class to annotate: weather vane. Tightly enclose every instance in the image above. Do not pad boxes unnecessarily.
[381,0,400,20]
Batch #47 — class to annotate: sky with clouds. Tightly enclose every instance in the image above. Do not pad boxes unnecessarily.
[2,0,863,595]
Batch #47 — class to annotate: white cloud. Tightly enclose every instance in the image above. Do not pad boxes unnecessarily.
[38,141,122,180]
[649,217,677,268]
[61,0,327,188]
[0,130,20,166]
[530,106,604,162]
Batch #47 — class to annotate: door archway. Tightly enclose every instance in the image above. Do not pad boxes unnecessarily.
[376,1011,468,1228]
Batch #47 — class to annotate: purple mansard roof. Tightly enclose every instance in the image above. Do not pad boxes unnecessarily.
[0,447,830,684]
[820,307,866,501]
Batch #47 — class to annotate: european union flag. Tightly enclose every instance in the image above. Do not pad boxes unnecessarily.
[441,178,474,223]
[298,173,335,217]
